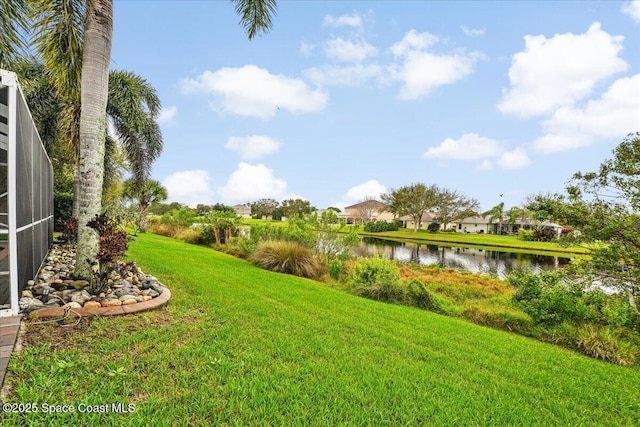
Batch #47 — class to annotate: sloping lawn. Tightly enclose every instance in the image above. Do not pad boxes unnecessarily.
[2,232,639,426]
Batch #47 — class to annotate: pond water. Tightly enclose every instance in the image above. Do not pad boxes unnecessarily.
[353,237,572,279]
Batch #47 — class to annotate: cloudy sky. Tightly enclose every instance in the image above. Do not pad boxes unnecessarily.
[111,1,640,211]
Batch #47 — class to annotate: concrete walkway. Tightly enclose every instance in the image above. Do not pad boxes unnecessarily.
[0,315,22,389]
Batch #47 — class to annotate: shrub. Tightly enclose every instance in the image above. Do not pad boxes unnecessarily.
[348,256,403,302]
[427,222,440,233]
[175,228,200,244]
[251,241,324,278]
[327,258,343,280]
[150,223,177,238]
[510,270,587,326]
[86,213,128,294]
[518,228,534,241]
[576,325,639,366]
[58,217,78,243]
[405,279,439,310]
[363,221,400,233]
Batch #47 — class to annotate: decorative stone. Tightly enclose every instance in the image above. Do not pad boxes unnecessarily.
[71,290,92,305]
[121,298,137,305]
[83,301,102,309]
[142,296,152,302]
[22,290,34,298]
[101,299,122,307]
[19,297,43,310]
[65,302,82,309]
[118,294,137,302]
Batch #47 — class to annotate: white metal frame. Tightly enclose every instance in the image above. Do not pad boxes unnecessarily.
[0,70,53,317]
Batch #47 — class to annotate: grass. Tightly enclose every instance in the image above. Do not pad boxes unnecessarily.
[2,232,639,426]
[359,228,590,255]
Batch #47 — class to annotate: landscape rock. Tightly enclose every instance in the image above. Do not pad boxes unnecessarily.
[83,301,102,309]
[20,244,166,315]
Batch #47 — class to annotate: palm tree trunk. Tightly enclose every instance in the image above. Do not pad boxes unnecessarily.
[75,0,113,278]
[72,162,80,217]
[139,204,148,233]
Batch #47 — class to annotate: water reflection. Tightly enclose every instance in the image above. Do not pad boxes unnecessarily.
[353,237,571,279]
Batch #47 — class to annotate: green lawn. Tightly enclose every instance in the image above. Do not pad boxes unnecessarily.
[3,233,638,426]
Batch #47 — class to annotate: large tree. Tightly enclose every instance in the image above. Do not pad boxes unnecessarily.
[432,188,479,231]
[547,134,640,313]
[384,183,439,232]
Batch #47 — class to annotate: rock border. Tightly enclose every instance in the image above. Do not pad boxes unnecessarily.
[28,285,171,319]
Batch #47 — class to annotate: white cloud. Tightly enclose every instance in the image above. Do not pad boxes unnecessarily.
[388,30,482,99]
[424,133,530,170]
[461,26,485,37]
[423,133,505,161]
[332,179,387,211]
[217,162,289,204]
[157,106,178,125]
[323,13,363,31]
[532,74,640,154]
[224,135,282,159]
[324,37,378,62]
[162,170,215,207]
[496,148,531,170]
[622,1,640,22]
[390,30,439,57]
[180,65,328,120]
[303,64,382,86]
[300,42,316,57]
[498,23,628,117]
[345,180,387,202]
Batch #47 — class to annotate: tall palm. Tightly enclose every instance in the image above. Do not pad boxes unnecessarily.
[482,202,506,235]
[22,0,277,277]
[122,179,167,233]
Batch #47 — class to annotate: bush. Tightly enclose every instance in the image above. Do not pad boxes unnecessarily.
[363,221,400,233]
[518,228,534,241]
[348,256,403,302]
[86,213,128,294]
[405,279,439,310]
[510,270,587,326]
[57,217,77,243]
[576,325,639,366]
[150,223,177,238]
[251,241,325,278]
[327,258,343,280]
[427,222,440,233]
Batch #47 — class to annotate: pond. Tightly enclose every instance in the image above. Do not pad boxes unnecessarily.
[353,237,572,279]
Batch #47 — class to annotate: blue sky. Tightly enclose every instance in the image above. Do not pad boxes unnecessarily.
[111,0,640,211]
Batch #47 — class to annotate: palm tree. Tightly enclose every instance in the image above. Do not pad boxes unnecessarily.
[482,202,506,235]
[15,0,278,277]
[122,179,167,233]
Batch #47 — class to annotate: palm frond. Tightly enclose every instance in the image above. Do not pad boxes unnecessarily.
[0,0,30,67]
[30,0,85,100]
[231,0,277,40]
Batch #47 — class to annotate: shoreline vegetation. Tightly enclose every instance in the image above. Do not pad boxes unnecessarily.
[241,219,590,257]
[4,232,638,426]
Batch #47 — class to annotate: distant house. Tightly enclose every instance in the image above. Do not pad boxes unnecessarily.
[343,200,388,224]
[450,215,493,233]
[399,212,439,231]
[232,204,251,219]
